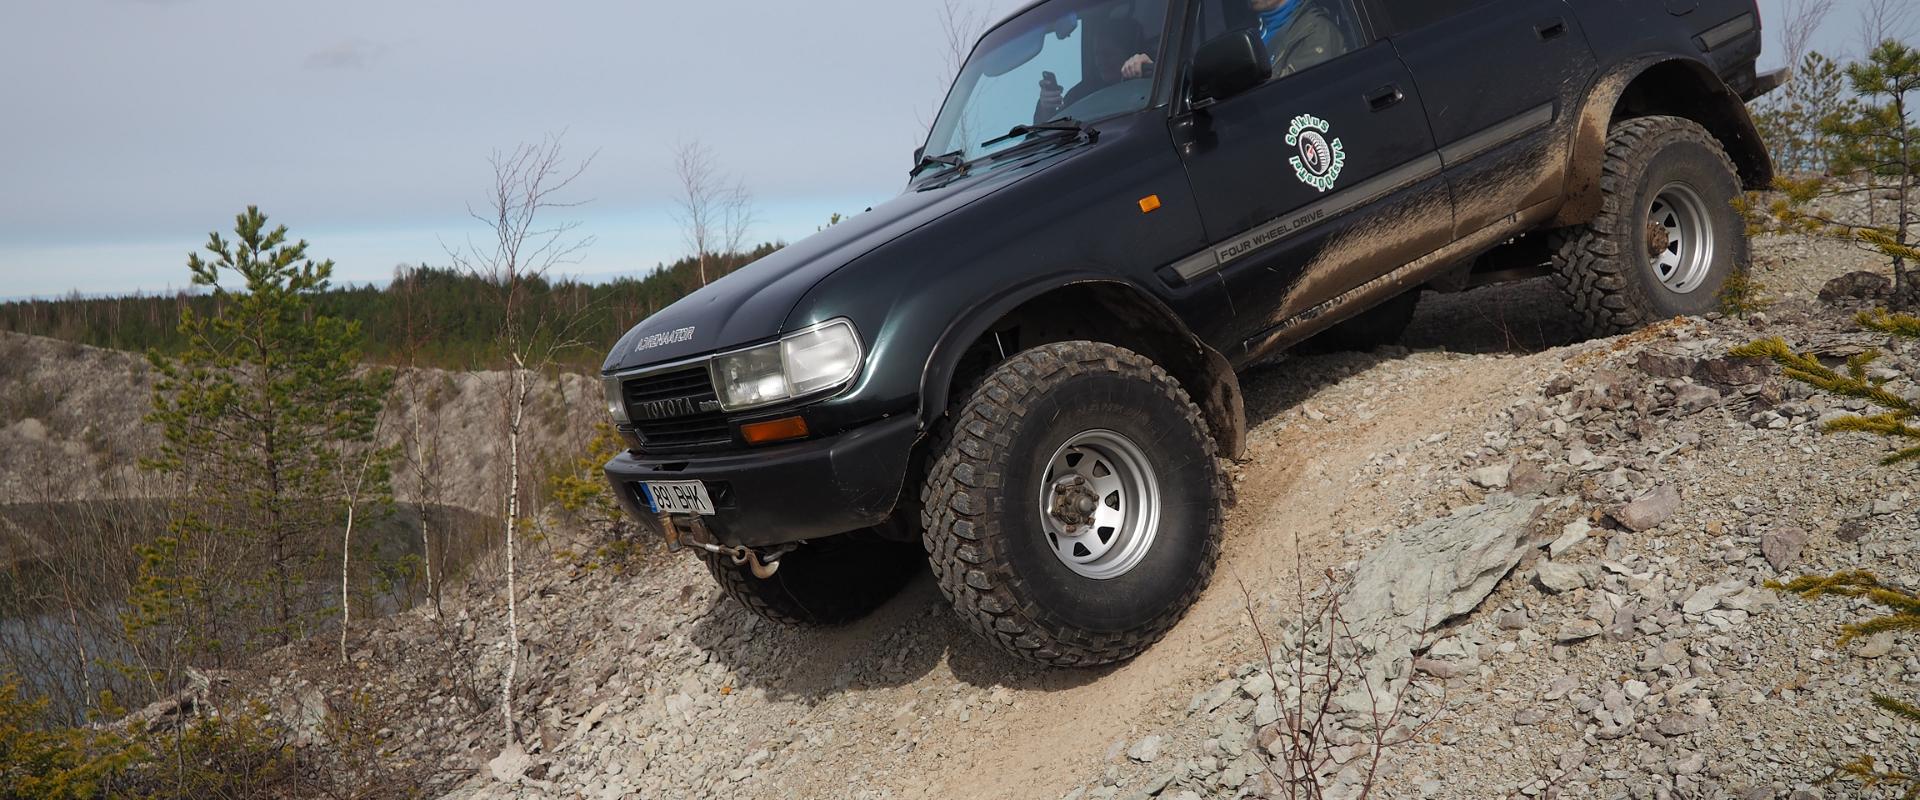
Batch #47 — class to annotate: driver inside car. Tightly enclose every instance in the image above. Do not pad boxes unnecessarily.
[1035,16,1155,124]
[1108,0,1348,84]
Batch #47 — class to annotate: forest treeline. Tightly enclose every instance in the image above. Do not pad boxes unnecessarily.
[0,242,782,370]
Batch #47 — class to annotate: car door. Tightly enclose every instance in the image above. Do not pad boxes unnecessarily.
[1169,0,1455,362]
[1369,0,1599,238]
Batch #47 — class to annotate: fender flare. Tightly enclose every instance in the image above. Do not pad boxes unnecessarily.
[1554,55,1775,227]
[916,275,1248,459]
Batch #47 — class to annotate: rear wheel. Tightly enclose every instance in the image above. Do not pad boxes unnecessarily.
[1550,115,1748,336]
[921,342,1224,667]
[700,535,923,626]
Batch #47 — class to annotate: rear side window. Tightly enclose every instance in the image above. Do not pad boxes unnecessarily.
[1377,0,1495,32]
[1188,0,1368,81]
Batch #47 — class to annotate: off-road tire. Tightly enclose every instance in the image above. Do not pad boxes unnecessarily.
[1550,115,1748,337]
[700,535,923,626]
[1299,290,1420,353]
[921,342,1225,667]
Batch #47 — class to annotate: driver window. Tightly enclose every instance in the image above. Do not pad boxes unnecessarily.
[1191,0,1364,81]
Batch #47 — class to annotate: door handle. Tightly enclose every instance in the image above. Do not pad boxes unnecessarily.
[1536,18,1568,40]
[1365,84,1404,112]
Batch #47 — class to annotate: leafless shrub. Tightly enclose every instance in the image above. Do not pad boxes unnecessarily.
[1236,568,1446,800]
[670,140,756,287]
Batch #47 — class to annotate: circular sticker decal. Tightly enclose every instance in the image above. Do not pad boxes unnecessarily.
[1286,114,1346,193]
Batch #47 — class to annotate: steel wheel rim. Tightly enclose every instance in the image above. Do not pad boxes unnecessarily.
[1036,429,1161,581]
[1647,182,1715,294]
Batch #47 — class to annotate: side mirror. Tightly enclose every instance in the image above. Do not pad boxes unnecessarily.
[912,146,926,166]
[1190,30,1270,109]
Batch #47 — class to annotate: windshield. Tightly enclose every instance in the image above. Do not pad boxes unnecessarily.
[923,0,1171,166]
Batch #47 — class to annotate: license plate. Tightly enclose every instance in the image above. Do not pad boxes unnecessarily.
[643,481,715,515]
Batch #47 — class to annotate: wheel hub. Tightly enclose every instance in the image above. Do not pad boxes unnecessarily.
[1036,430,1162,580]
[1645,220,1670,259]
[1645,182,1716,294]
[1047,475,1101,531]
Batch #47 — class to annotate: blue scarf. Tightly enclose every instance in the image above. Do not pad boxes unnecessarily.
[1258,2,1299,51]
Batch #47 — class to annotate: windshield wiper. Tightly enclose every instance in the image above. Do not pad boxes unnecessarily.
[980,118,1099,149]
[910,149,968,177]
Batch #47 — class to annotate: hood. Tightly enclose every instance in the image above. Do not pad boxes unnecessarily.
[602,152,1070,373]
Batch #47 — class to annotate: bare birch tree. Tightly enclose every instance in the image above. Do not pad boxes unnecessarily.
[923,0,995,142]
[446,133,595,745]
[1857,0,1918,63]
[336,411,394,664]
[1779,0,1837,70]
[671,140,755,286]
[937,0,991,86]
[394,265,447,615]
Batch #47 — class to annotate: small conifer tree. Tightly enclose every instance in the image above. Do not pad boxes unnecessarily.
[1753,51,1852,175]
[1755,41,1920,309]
[135,208,392,670]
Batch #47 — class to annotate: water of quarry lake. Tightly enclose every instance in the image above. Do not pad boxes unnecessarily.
[0,500,496,723]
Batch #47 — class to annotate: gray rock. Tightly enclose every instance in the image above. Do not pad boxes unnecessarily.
[1513,707,1548,725]
[1682,585,1726,615]
[1636,351,1698,379]
[1556,620,1603,643]
[1127,735,1163,763]
[1761,527,1808,571]
[1343,496,1561,641]
[1819,270,1891,305]
[1639,641,1689,671]
[1837,519,1871,543]
[1670,751,1707,775]
[1657,714,1708,736]
[1509,461,1552,496]
[1548,520,1591,558]
[1471,464,1512,489]
[1496,609,1531,631]
[1189,679,1237,715]
[1614,485,1681,531]
[1252,694,1281,727]
[1673,385,1722,414]
[1857,632,1896,659]
[1140,772,1177,795]
[1535,560,1588,594]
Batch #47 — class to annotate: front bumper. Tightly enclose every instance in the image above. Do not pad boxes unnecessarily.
[603,413,921,548]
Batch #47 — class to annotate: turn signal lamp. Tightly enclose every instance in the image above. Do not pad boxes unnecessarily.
[741,416,810,445]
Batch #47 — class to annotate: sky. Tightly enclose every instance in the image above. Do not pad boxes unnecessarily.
[0,0,1898,300]
[0,0,1006,299]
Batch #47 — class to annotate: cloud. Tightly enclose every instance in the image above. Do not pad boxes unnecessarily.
[303,39,389,71]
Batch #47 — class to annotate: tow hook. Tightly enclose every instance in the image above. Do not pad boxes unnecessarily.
[740,547,782,579]
[659,513,787,579]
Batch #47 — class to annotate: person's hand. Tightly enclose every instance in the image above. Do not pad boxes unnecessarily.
[1121,53,1154,79]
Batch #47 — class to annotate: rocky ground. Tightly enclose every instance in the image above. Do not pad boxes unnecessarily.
[11,220,1915,799]
[237,243,1916,800]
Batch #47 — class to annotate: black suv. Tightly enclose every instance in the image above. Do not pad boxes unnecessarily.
[603,0,1779,666]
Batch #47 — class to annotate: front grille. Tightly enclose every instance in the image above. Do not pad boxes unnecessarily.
[622,365,732,452]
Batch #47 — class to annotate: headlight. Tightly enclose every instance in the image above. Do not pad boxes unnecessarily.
[712,319,863,411]
[603,376,630,424]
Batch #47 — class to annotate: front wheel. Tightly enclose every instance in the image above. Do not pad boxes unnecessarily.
[921,342,1224,667]
[1550,115,1749,337]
